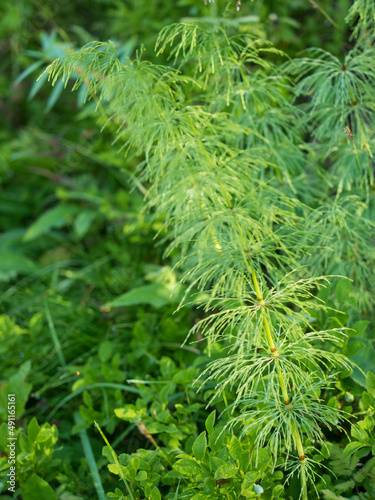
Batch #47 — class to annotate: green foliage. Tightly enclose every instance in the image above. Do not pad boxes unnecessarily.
[1,1,375,500]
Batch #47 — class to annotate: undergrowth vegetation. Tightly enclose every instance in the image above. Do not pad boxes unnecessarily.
[0,1,375,499]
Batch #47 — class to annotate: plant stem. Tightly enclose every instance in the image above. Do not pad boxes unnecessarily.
[306,0,342,31]
[251,271,308,499]
[200,142,308,497]
[95,421,135,500]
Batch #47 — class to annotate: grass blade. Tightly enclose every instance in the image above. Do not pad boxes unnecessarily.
[94,421,135,500]
[74,412,106,500]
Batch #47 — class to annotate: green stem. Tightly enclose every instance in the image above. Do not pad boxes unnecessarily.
[352,141,364,197]
[201,146,308,496]
[95,421,135,500]
[306,0,342,31]
[44,299,66,367]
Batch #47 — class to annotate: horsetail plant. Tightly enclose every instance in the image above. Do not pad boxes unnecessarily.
[42,2,374,497]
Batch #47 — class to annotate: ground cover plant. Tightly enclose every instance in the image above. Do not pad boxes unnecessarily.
[0,1,375,499]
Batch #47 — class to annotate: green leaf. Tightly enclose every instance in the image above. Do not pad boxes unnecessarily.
[343,441,363,458]
[192,432,207,461]
[160,357,176,378]
[229,435,242,461]
[103,282,183,309]
[99,340,114,363]
[205,410,216,436]
[150,487,161,500]
[350,321,370,337]
[209,426,225,453]
[272,485,284,497]
[362,391,374,407]
[173,458,201,476]
[28,71,49,101]
[343,340,365,357]
[73,210,96,238]
[24,205,79,241]
[351,425,368,443]
[45,78,65,112]
[23,474,57,500]
[215,462,238,479]
[0,361,32,419]
[114,407,139,421]
[351,340,375,387]
[15,60,44,85]
[335,479,355,491]
[108,463,129,477]
[335,279,353,302]
[241,471,260,496]
[366,372,375,394]
[0,253,37,273]
[135,470,147,481]
[321,490,346,500]
[256,447,271,471]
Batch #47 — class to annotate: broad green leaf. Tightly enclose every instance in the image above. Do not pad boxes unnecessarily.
[108,463,129,477]
[272,485,284,497]
[343,340,365,357]
[135,470,147,481]
[229,435,242,461]
[256,447,271,471]
[14,60,44,85]
[241,471,260,497]
[0,360,32,419]
[205,410,216,436]
[215,462,238,479]
[103,282,184,309]
[350,321,370,337]
[0,423,8,449]
[151,487,161,500]
[192,432,207,461]
[114,407,139,421]
[351,425,368,443]
[335,479,355,491]
[160,357,176,379]
[343,441,363,458]
[23,474,57,500]
[0,252,37,273]
[350,340,375,387]
[45,78,65,112]
[28,71,49,101]
[209,426,225,453]
[173,458,201,476]
[362,391,374,407]
[335,279,353,303]
[366,372,375,394]
[24,205,79,241]
[363,414,374,431]
[99,340,114,363]
[321,490,347,500]
[73,210,96,238]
